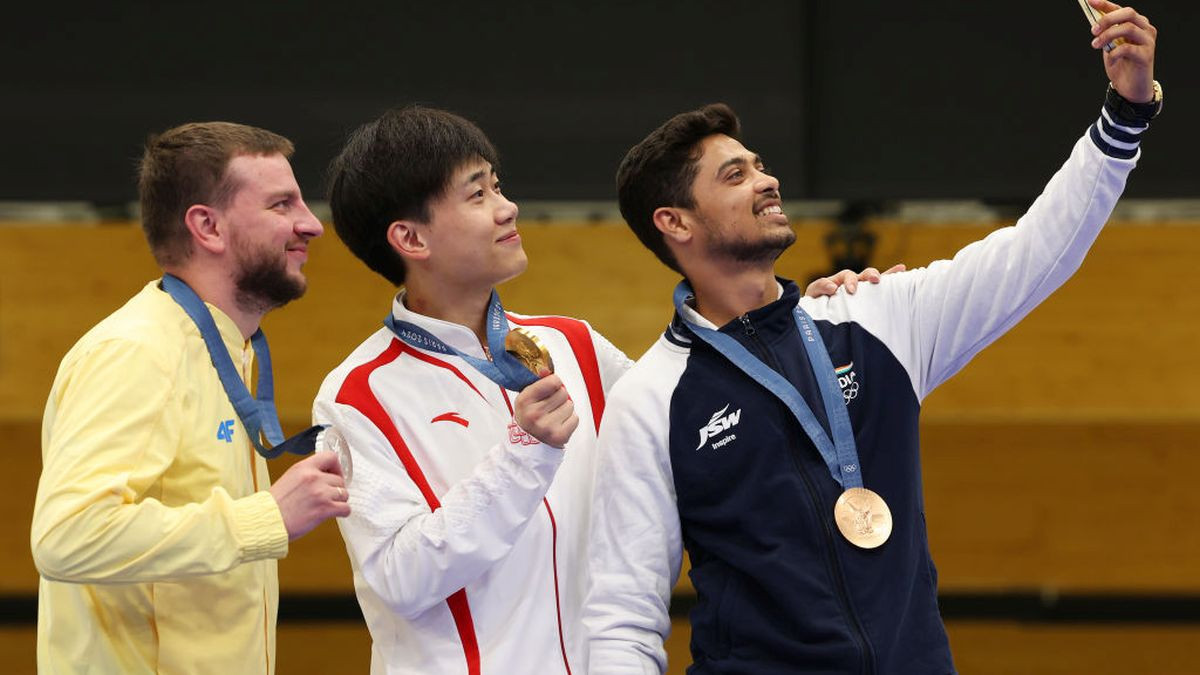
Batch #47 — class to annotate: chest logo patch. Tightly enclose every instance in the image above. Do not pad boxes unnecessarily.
[216,419,235,443]
[835,362,859,403]
[431,412,470,428]
[696,404,742,451]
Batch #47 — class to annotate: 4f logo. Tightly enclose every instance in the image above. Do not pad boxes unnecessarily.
[696,404,742,451]
[835,362,859,403]
[216,419,235,443]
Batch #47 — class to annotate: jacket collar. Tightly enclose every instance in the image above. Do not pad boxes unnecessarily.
[671,277,800,343]
[390,289,489,359]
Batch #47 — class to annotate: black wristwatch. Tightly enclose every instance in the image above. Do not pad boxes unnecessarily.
[1106,80,1163,125]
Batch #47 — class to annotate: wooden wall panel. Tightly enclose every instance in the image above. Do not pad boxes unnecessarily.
[6,220,1200,670]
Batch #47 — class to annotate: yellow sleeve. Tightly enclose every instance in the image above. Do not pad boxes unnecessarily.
[31,336,289,584]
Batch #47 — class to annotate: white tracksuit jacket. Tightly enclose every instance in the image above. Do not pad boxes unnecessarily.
[314,293,631,675]
[585,110,1147,673]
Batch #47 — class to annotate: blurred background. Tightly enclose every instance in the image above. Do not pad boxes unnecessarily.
[3,1,1198,672]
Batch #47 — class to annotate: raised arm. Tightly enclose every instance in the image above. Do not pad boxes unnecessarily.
[831,2,1158,400]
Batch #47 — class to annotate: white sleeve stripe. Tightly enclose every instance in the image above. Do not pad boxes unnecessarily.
[1100,107,1147,136]
[1094,121,1141,151]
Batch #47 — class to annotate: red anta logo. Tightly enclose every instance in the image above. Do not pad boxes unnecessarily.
[431,412,470,428]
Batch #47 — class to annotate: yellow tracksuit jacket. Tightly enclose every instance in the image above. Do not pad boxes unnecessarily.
[31,281,290,674]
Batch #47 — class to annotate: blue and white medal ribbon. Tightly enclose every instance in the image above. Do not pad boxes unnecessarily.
[162,274,322,459]
[672,280,892,548]
[384,290,539,392]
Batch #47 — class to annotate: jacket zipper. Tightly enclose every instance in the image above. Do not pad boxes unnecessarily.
[739,313,876,675]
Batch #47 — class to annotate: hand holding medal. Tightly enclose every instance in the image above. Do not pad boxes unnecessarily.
[509,334,577,449]
[384,291,576,446]
[507,326,577,448]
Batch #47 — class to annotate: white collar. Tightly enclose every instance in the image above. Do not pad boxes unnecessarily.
[678,280,785,329]
[390,289,488,358]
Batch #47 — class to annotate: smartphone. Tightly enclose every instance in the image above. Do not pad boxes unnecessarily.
[1077,0,1124,52]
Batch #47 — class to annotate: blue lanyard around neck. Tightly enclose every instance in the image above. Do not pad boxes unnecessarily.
[672,280,864,489]
[384,289,539,392]
[161,274,321,459]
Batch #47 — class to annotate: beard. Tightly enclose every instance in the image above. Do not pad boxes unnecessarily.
[707,221,797,265]
[232,240,307,315]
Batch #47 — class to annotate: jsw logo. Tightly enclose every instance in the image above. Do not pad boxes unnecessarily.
[696,404,742,451]
[216,419,235,443]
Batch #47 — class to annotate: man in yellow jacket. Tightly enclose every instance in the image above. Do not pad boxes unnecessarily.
[31,122,352,674]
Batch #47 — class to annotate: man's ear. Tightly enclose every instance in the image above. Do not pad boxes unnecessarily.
[183,204,226,254]
[653,206,694,245]
[387,220,430,261]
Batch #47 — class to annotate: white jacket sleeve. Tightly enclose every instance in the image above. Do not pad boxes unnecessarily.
[314,398,563,620]
[824,130,1138,402]
[584,350,684,674]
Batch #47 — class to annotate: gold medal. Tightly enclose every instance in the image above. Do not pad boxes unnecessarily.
[833,487,892,549]
[504,327,554,376]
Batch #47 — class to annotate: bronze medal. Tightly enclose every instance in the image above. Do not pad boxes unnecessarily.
[504,327,554,376]
[833,487,892,549]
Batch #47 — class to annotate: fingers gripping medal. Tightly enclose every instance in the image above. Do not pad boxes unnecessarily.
[316,425,353,483]
[504,327,554,376]
[834,487,893,549]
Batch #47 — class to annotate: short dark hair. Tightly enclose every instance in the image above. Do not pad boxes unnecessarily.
[328,106,500,286]
[616,103,741,273]
[138,122,294,267]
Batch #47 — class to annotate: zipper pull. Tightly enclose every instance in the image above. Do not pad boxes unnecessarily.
[739,314,756,336]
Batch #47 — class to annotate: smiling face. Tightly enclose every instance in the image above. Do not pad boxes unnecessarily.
[415,157,525,292]
[219,153,323,313]
[686,133,795,266]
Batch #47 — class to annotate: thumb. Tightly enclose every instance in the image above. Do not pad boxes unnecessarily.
[312,449,344,475]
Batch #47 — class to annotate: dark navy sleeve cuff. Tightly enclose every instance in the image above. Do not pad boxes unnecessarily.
[1088,102,1147,160]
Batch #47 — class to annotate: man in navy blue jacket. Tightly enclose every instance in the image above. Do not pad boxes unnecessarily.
[584,2,1161,672]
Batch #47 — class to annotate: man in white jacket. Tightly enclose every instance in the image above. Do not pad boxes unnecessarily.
[313,106,631,674]
[585,2,1160,673]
